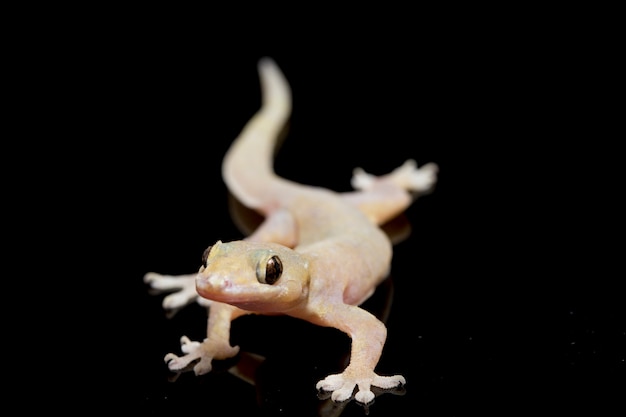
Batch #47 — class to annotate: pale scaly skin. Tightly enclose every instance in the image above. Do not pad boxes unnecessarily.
[144,57,438,405]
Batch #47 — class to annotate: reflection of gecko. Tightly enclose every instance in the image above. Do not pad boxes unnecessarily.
[144,57,438,405]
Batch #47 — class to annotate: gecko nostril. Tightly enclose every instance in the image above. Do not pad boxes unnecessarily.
[206,275,231,289]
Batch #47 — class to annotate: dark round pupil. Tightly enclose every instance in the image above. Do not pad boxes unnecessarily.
[265,255,282,284]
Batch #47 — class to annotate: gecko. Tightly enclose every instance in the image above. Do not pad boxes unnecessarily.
[144,57,438,405]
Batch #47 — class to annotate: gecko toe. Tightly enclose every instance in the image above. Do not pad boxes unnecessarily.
[316,374,344,391]
[193,357,213,375]
[372,374,406,389]
[164,353,178,364]
[331,387,354,403]
[355,389,375,405]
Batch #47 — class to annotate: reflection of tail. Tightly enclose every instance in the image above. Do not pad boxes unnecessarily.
[222,58,292,210]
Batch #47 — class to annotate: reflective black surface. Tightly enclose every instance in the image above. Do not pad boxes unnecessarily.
[58,42,622,415]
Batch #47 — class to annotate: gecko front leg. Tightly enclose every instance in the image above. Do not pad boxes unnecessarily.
[165,301,248,375]
[311,303,405,404]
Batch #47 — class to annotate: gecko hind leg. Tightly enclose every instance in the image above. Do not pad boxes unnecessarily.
[344,159,438,227]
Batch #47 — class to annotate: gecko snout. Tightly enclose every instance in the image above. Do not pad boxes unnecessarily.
[197,274,232,291]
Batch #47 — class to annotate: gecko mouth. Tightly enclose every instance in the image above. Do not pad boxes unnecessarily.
[196,274,277,300]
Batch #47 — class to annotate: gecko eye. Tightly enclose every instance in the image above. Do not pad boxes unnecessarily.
[201,245,213,267]
[258,255,282,285]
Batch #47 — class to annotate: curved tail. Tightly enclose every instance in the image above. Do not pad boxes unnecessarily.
[222,58,292,211]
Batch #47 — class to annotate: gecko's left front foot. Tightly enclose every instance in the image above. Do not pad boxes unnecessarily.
[144,272,210,310]
[316,369,406,405]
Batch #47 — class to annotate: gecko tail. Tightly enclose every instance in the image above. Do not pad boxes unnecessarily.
[257,57,292,120]
[221,57,293,210]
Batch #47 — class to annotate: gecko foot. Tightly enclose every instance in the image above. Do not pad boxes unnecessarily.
[397,159,438,193]
[144,272,204,310]
[316,370,406,405]
[164,336,206,373]
[164,335,241,376]
[352,159,438,194]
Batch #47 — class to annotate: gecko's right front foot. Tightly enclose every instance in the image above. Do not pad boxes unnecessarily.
[164,335,220,375]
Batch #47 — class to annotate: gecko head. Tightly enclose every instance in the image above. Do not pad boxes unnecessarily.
[196,240,310,312]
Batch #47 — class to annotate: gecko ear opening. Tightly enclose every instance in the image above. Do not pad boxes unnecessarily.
[257,255,283,285]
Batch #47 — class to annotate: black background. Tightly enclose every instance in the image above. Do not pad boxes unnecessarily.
[22,12,623,416]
